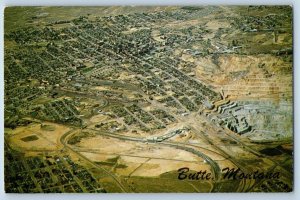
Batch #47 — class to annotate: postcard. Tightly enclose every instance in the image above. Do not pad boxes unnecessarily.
[4,6,293,193]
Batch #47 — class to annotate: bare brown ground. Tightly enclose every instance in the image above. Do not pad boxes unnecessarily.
[8,122,70,153]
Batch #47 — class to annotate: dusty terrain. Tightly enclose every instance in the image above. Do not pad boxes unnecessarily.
[4,6,293,193]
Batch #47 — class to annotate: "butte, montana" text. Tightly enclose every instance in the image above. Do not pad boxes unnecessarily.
[177,167,280,180]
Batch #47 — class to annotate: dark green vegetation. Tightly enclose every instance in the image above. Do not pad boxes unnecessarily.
[21,135,39,142]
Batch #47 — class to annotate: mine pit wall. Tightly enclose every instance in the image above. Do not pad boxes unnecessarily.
[202,97,292,139]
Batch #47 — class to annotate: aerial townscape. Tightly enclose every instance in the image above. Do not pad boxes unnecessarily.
[4,6,293,193]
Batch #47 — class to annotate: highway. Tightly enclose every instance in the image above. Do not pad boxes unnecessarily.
[61,126,224,192]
